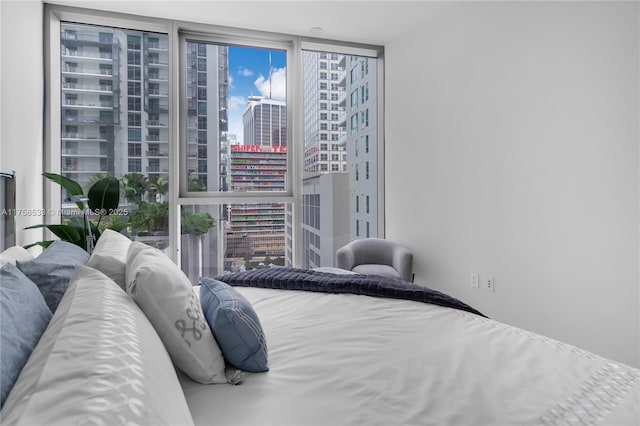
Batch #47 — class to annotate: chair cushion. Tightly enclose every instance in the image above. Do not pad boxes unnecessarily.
[352,264,401,280]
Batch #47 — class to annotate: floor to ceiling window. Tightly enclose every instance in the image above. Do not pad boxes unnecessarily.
[58,22,171,252]
[297,49,379,269]
[178,35,291,279]
[47,6,383,283]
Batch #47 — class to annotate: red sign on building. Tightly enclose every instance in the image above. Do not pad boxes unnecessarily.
[231,144,286,153]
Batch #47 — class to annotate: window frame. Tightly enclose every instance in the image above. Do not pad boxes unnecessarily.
[45,5,385,268]
[45,5,180,259]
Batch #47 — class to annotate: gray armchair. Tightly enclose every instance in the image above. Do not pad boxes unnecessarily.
[335,238,413,282]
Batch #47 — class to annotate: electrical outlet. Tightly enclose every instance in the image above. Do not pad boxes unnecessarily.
[485,276,495,292]
[471,273,479,288]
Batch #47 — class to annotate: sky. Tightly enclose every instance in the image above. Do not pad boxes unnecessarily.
[227,46,286,144]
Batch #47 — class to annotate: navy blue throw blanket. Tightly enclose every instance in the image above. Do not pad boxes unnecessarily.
[214,267,486,318]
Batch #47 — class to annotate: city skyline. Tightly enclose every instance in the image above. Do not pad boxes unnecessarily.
[227,46,286,144]
[57,22,378,274]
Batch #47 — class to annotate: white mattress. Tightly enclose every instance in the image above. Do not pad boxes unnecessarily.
[180,286,640,426]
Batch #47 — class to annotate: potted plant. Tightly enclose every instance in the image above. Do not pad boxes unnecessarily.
[25,173,123,251]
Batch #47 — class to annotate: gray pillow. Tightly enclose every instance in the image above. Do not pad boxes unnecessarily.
[17,240,89,313]
[0,263,52,408]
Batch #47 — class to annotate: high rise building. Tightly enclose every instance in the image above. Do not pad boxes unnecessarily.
[60,24,229,277]
[296,51,350,268]
[302,52,348,176]
[292,51,378,268]
[226,145,286,266]
[182,41,230,278]
[342,55,378,241]
[225,96,287,269]
[243,96,287,147]
[61,24,172,191]
[185,42,229,192]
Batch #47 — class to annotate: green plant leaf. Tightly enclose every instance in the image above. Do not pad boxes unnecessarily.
[23,241,54,250]
[25,224,82,245]
[88,176,120,213]
[181,212,215,236]
[43,172,83,195]
[68,216,96,251]
[101,215,128,233]
[43,172,85,209]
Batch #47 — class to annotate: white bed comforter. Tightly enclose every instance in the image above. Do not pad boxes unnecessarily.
[180,287,639,426]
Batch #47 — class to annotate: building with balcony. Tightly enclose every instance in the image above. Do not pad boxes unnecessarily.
[185,42,229,191]
[182,41,229,277]
[290,51,377,268]
[60,23,171,192]
[226,144,286,264]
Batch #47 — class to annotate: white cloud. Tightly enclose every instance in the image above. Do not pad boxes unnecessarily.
[237,67,254,77]
[254,67,286,101]
[228,95,246,111]
[229,119,244,145]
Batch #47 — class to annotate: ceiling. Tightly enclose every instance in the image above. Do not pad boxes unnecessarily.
[48,0,453,46]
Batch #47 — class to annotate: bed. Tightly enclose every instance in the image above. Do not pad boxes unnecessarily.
[181,267,640,426]
[1,237,638,426]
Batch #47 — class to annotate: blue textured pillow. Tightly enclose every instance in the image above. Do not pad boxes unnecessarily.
[17,240,89,313]
[0,263,52,408]
[199,277,268,372]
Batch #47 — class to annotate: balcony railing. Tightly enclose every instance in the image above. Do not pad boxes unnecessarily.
[62,66,113,76]
[337,90,347,106]
[64,115,115,124]
[146,120,168,127]
[62,32,120,46]
[145,136,168,143]
[147,58,169,66]
[147,41,169,50]
[62,51,113,60]
[61,133,107,140]
[148,89,169,96]
[146,166,169,173]
[62,82,113,92]
[62,149,108,156]
[146,151,169,157]
[63,101,114,108]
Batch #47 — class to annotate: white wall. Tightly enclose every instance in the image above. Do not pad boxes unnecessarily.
[0,1,45,250]
[2,0,637,367]
[385,2,639,367]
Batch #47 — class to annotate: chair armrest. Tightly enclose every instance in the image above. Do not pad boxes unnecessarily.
[335,245,355,271]
[392,246,414,282]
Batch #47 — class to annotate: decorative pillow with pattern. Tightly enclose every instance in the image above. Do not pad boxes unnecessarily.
[200,277,269,372]
[125,242,227,384]
[16,240,89,312]
[1,265,194,425]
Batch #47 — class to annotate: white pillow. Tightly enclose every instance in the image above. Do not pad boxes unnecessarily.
[125,242,227,384]
[0,246,34,267]
[86,229,132,288]
[1,265,194,425]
